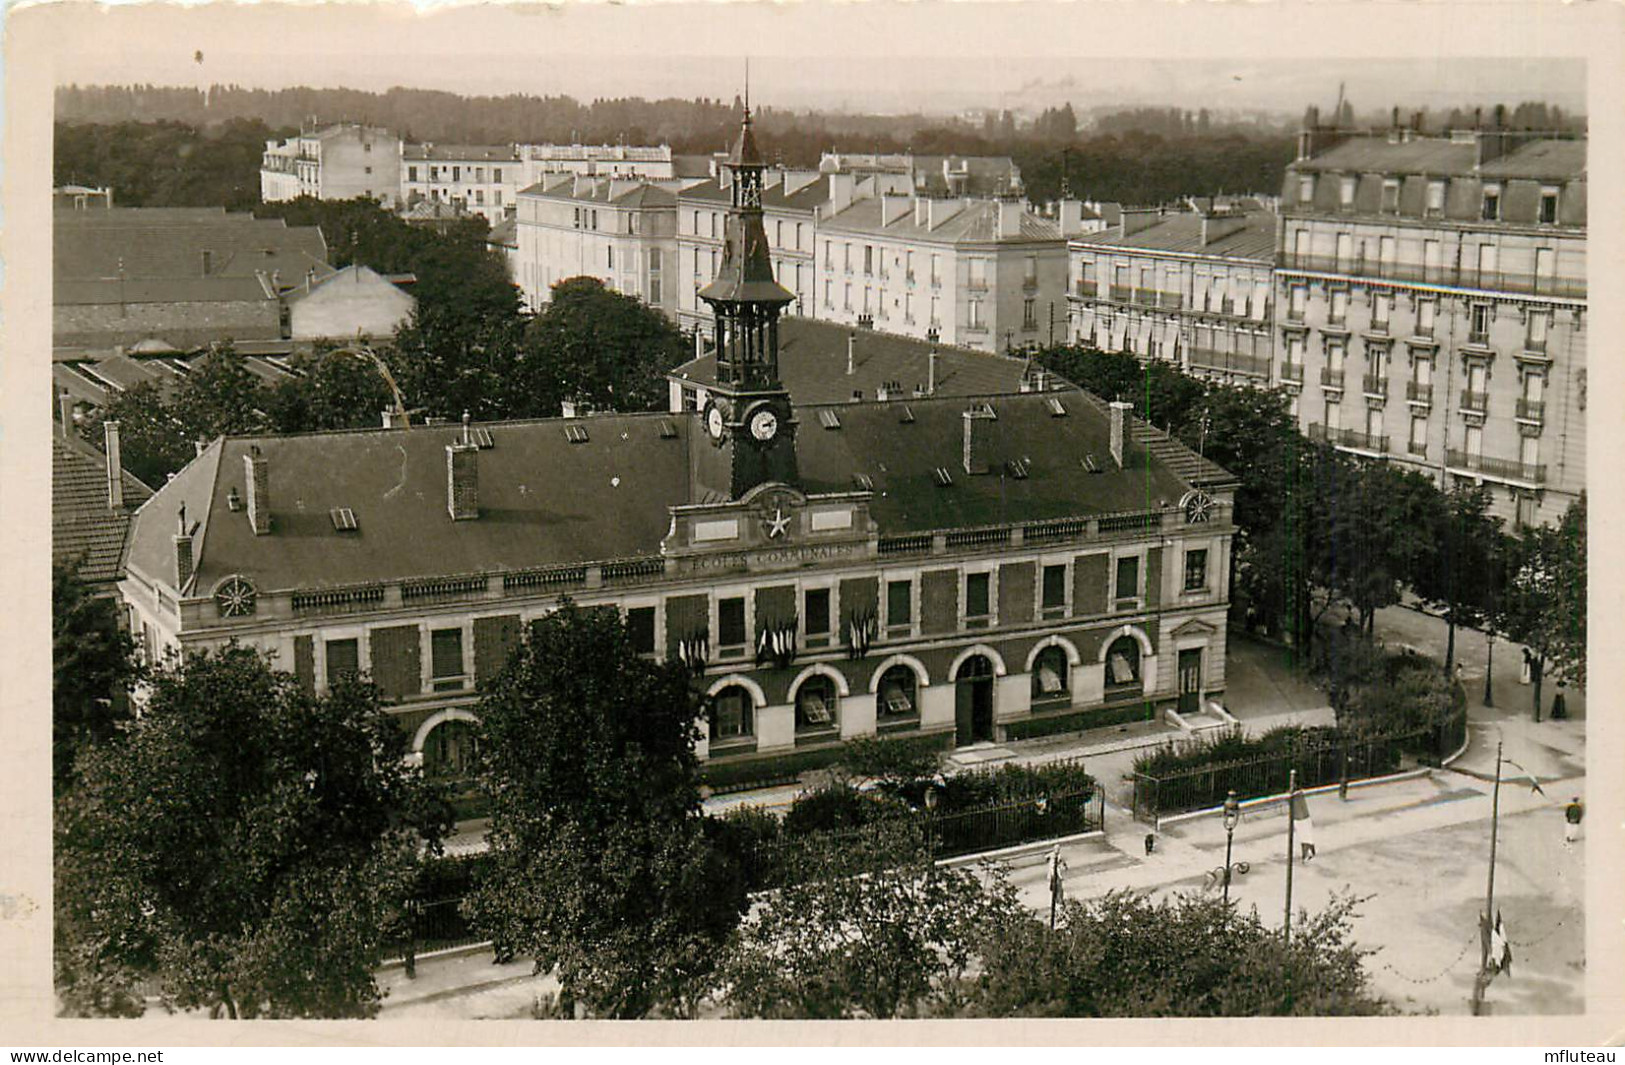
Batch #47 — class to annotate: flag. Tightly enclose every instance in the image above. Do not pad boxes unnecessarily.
[1503,758,1545,796]
[1491,911,1513,977]
[1290,788,1316,859]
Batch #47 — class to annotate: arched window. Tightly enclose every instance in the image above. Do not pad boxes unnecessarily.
[795,674,839,735]
[877,665,918,722]
[423,719,480,782]
[1032,645,1071,704]
[1106,635,1142,691]
[709,685,754,743]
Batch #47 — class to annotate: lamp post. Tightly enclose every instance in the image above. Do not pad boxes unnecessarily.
[1284,769,1298,945]
[1221,789,1242,904]
[1471,740,1505,1016]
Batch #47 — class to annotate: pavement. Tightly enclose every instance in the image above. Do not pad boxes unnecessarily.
[380,608,1588,1019]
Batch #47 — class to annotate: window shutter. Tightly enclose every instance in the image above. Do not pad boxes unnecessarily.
[369,624,422,702]
[664,593,710,658]
[754,585,796,629]
[1073,554,1109,616]
[837,576,879,619]
[473,614,522,688]
[999,561,1035,624]
[293,635,315,693]
[920,570,958,634]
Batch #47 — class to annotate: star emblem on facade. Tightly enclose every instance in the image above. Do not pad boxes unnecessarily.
[763,507,791,539]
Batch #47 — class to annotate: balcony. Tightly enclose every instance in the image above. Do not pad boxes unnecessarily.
[967,278,990,293]
[1459,390,1489,414]
[1368,319,1391,336]
[1110,284,1133,303]
[1446,449,1547,484]
[1407,441,1428,457]
[1412,323,1436,341]
[1516,398,1546,423]
[1073,280,1096,298]
[1287,306,1306,324]
[1320,368,1346,389]
[1406,381,1434,404]
[1466,330,1492,348]
[1281,363,1305,383]
[1362,375,1389,398]
[1188,348,1272,378]
[1309,424,1389,453]
[1276,252,1587,300]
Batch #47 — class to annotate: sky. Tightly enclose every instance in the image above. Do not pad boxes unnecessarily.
[41,3,1587,118]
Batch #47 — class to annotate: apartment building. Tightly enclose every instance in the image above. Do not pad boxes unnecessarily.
[401,144,522,222]
[517,142,677,186]
[1068,201,1278,385]
[259,124,402,206]
[1277,124,1586,525]
[816,196,1088,354]
[821,152,1024,198]
[513,175,679,315]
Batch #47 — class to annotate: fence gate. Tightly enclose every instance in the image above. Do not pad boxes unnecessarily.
[1130,773,1159,825]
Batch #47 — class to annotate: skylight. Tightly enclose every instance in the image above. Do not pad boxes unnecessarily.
[470,427,495,449]
[330,507,358,531]
[564,425,590,444]
[899,405,916,424]
[818,409,842,430]
[932,466,955,487]
[1046,397,1067,417]
[1006,458,1030,480]
[658,419,679,439]
[853,473,875,491]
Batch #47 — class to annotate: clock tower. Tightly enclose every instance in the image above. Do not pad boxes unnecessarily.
[696,104,800,501]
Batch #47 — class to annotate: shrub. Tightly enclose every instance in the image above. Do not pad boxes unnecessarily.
[838,734,942,789]
[782,784,906,838]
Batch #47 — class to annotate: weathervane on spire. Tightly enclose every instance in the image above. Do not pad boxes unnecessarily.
[744,56,750,114]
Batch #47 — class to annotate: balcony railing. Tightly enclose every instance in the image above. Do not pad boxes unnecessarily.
[1280,362,1305,383]
[1073,280,1095,298]
[1308,424,1389,453]
[1406,381,1434,404]
[1516,398,1546,422]
[1320,368,1346,389]
[1362,375,1389,398]
[1188,348,1271,377]
[1523,337,1548,355]
[1466,330,1492,347]
[1287,305,1306,323]
[967,278,990,292]
[1276,252,1586,300]
[1407,441,1428,457]
[1110,284,1133,303]
[1446,449,1547,484]
[1459,390,1489,414]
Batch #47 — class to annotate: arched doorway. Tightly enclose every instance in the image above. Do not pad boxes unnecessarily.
[954,654,995,746]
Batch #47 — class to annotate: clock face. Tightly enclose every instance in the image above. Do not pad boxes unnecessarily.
[749,408,779,442]
[705,405,725,440]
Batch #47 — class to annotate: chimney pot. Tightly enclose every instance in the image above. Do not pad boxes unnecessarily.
[58,389,75,439]
[1109,400,1132,468]
[847,333,856,375]
[173,530,194,591]
[103,420,124,509]
[244,447,271,535]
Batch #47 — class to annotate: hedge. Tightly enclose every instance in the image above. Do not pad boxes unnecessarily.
[699,730,954,792]
[1003,701,1157,742]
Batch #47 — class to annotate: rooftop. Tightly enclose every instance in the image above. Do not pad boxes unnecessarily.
[1293,133,1586,181]
[669,317,1035,404]
[127,389,1229,598]
[1074,210,1278,262]
[678,174,835,213]
[403,144,519,162]
[821,197,1062,245]
[53,431,153,586]
[54,208,331,284]
[516,175,678,208]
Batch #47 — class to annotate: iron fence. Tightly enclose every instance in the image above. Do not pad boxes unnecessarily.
[381,896,487,965]
[1131,710,1466,823]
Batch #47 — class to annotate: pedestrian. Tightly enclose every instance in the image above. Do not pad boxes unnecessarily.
[1520,648,1532,686]
[1564,796,1584,845]
[1290,788,1316,861]
[1550,683,1568,721]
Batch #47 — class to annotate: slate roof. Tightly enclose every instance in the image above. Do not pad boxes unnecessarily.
[669,317,1033,404]
[485,218,519,248]
[1077,211,1278,262]
[516,177,677,208]
[55,209,331,283]
[56,276,276,306]
[821,198,1062,245]
[53,432,153,586]
[403,144,519,162]
[1294,136,1584,180]
[127,387,1232,597]
[677,174,834,213]
[673,155,717,178]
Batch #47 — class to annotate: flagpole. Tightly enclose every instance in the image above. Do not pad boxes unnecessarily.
[1284,768,1297,946]
[1471,739,1504,1016]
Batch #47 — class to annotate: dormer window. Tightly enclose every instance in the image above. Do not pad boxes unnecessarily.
[1481,186,1501,222]
[1298,175,1315,204]
[1539,187,1559,224]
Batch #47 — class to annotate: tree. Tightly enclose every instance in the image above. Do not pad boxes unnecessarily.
[1306,454,1435,636]
[81,381,196,488]
[52,560,140,792]
[466,601,744,1017]
[168,345,268,440]
[519,277,690,415]
[1410,484,1503,674]
[54,646,451,1018]
[264,344,399,433]
[712,825,1020,1019]
[1496,495,1586,718]
[955,891,1391,1017]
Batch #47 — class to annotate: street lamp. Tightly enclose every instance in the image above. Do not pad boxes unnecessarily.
[1221,790,1242,904]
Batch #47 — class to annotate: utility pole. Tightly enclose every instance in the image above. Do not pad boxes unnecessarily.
[1284,768,1297,945]
[1484,632,1496,707]
[1471,740,1504,1015]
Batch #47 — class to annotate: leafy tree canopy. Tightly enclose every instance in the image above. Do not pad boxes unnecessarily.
[52,560,140,793]
[520,277,691,416]
[467,600,745,1017]
[55,646,451,1018]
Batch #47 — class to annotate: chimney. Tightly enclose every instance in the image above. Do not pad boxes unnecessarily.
[173,508,194,590]
[881,193,912,226]
[446,412,479,521]
[58,389,75,438]
[914,196,929,227]
[996,199,1023,238]
[928,347,938,395]
[1109,400,1132,468]
[846,333,856,375]
[828,173,856,215]
[382,408,402,429]
[104,420,124,509]
[244,446,271,535]
[962,403,996,475]
[1199,209,1248,247]
[1058,199,1086,237]
[1121,208,1161,237]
